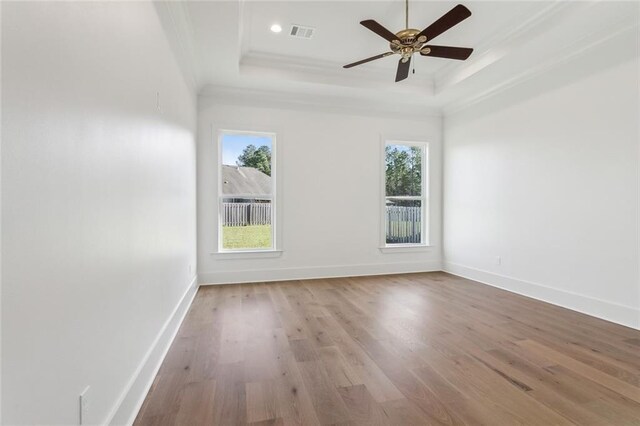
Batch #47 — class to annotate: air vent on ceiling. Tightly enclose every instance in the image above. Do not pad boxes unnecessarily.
[289,24,315,39]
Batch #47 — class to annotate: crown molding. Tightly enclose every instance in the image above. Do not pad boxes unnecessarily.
[240,51,434,96]
[199,84,442,119]
[434,1,580,93]
[154,0,200,92]
[443,17,640,116]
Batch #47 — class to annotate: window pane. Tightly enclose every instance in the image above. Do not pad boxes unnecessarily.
[221,197,272,250]
[385,199,422,244]
[221,133,273,196]
[385,144,422,197]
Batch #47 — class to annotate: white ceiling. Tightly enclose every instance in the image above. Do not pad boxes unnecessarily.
[243,1,541,74]
[158,0,640,116]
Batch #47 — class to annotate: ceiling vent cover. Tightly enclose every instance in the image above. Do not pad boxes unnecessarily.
[290,24,315,39]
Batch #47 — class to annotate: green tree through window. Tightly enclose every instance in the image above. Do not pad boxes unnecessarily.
[385,145,422,197]
[238,144,271,176]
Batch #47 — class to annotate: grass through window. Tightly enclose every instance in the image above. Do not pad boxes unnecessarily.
[222,225,272,250]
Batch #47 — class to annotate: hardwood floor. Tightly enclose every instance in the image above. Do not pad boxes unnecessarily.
[134,272,640,425]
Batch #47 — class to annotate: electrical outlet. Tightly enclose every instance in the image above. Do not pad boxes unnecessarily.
[496,256,502,266]
[188,264,192,276]
[79,386,90,425]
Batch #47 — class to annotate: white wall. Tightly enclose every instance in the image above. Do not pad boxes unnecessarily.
[197,99,442,284]
[0,2,3,420]
[443,35,640,329]
[1,2,197,424]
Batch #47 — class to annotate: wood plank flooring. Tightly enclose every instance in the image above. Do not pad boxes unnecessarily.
[134,272,640,425]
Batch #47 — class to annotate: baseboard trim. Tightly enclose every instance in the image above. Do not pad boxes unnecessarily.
[106,275,199,425]
[443,261,640,330]
[199,260,443,285]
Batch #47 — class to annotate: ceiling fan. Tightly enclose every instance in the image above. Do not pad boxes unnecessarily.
[344,1,473,82]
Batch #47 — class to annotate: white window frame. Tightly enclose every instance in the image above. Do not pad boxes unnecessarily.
[217,129,277,253]
[381,140,429,248]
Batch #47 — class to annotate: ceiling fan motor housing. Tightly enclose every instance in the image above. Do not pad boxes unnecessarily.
[390,29,428,59]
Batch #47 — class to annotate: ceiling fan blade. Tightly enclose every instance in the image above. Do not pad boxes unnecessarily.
[395,57,411,82]
[344,52,394,68]
[416,4,471,42]
[360,20,400,44]
[420,45,473,60]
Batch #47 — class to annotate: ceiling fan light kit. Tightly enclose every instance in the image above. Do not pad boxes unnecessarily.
[344,1,474,82]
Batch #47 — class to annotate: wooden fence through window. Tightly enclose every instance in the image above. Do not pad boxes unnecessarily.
[222,202,271,226]
[222,202,421,244]
[385,205,422,244]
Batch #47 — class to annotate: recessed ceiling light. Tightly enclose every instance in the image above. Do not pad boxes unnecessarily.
[270,24,282,33]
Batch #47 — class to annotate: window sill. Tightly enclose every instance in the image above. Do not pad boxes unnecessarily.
[379,245,433,254]
[210,249,283,260]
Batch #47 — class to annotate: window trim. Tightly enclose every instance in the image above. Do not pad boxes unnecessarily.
[216,129,278,253]
[381,139,429,249]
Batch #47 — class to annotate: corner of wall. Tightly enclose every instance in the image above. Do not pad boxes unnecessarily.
[439,112,446,263]
[0,0,4,419]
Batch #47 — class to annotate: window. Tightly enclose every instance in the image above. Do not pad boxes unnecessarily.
[383,141,428,246]
[218,130,276,252]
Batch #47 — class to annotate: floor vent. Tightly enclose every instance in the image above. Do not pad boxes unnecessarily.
[290,25,315,39]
